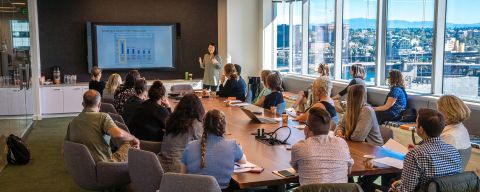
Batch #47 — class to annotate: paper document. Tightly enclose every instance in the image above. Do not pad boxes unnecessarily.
[231,103,250,107]
[234,161,258,173]
[224,100,243,104]
[374,157,404,169]
[383,139,409,155]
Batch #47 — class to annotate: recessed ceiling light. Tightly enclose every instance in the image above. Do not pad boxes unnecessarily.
[0,6,16,9]
[11,2,26,5]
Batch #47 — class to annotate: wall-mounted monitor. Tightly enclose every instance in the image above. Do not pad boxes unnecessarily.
[91,23,176,70]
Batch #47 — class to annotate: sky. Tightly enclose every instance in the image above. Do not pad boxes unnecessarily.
[276,0,480,25]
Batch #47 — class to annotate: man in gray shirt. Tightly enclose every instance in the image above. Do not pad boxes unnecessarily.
[291,107,354,185]
[65,90,139,162]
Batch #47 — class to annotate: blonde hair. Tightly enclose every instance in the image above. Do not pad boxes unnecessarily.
[105,73,122,95]
[260,70,272,87]
[200,109,226,168]
[344,85,366,139]
[224,63,239,80]
[312,76,332,103]
[437,95,470,125]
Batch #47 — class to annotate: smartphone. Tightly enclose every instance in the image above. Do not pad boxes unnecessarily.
[278,170,295,177]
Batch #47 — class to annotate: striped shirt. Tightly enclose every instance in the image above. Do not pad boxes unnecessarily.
[398,137,462,192]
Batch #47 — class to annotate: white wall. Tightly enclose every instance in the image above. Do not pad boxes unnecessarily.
[218,0,264,77]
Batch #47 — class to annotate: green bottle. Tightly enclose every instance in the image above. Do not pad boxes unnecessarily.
[185,72,189,80]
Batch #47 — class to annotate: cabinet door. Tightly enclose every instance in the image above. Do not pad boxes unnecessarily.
[42,87,64,114]
[26,89,34,115]
[7,88,27,115]
[0,89,9,115]
[63,87,84,113]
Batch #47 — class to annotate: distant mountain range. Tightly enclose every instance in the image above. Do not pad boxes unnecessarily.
[345,18,480,29]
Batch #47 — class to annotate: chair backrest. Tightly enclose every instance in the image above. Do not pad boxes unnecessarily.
[159,173,222,192]
[293,183,364,192]
[171,84,193,93]
[426,171,480,192]
[140,140,162,154]
[380,125,394,144]
[108,113,125,125]
[101,97,114,104]
[458,147,472,171]
[276,102,287,115]
[100,103,118,114]
[63,141,98,190]
[128,148,164,192]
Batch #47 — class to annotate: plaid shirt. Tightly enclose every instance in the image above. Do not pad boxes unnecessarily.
[398,137,461,192]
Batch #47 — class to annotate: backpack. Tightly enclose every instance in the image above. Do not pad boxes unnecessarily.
[6,134,30,165]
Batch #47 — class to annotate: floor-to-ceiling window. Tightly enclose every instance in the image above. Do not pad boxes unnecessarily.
[443,0,480,101]
[308,0,335,76]
[385,0,434,92]
[291,0,303,73]
[342,0,377,83]
[273,1,290,72]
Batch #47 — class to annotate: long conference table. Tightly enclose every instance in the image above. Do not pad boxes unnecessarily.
[172,95,402,189]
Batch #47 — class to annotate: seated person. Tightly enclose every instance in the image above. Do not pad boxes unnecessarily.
[103,73,122,100]
[291,107,353,185]
[437,95,471,151]
[253,70,272,106]
[374,70,407,125]
[234,64,247,97]
[390,108,462,192]
[292,63,330,110]
[122,79,148,125]
[160,93,205,173]
[114,70,141,114]
[262,73,285,111]
[181,109,247,189]
[88,67,105,97]
[295,76,339,125]
[332,64,366,100]
[128,81,171,142]
[335,85,383,146]
[65,90,139,162]
[218,63,246,101]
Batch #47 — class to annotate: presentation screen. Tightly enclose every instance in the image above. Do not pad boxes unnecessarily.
[94,24,175,70]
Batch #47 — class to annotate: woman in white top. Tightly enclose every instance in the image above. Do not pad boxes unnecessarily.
[102,73,122,100]
[437,95,471,150]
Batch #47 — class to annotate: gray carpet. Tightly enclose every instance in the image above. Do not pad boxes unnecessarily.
[0,117,89,192]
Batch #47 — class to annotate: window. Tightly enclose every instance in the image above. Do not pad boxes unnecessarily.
[443,0,480,101]
[308,0,335,76]
[273,1,290,72]
[291,0,303,73]
[11,20,30,49]
[385,0,434,92]
[342,0,377,83]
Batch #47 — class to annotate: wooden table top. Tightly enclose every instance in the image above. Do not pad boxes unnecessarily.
[171,96,402,189]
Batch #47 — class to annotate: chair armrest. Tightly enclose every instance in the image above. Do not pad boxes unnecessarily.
[96,161,130,188]
[140,140,162,154]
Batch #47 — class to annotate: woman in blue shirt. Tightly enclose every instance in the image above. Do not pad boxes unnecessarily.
[181,109,247,189]
[218,64,246,101]
[374,70,408,125]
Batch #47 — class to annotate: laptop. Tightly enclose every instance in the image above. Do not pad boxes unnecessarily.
[240,107,278,124]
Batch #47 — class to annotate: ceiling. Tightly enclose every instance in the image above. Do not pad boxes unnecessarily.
[0,0,27,13]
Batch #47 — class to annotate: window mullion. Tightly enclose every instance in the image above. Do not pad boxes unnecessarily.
[301,0,309,75]
[432,0,447,95]
[376,0,387,87]
[334,0,343,80]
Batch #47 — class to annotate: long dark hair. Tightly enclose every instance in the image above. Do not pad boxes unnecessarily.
[124,70,141,88]
[166,94,205,136]
[200,109,226,168]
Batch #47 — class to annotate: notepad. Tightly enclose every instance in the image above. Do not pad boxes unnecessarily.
[383,139,409,155]
[374,157,404,169]
[231,103,250,107]
[234,161,259,173]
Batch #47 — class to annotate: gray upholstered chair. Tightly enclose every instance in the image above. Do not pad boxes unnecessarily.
[171,84,194,93]
[293,183,364,192]
[380,125,394,144]
[108,112,126,125]
[63,140,130,191]
[458,147,472,171]
[426,171,479,192]
[100,103,118,114]
[128,148,164,192]
[101,97,114,104]
[140,140,162,154]
[159,173,222,192]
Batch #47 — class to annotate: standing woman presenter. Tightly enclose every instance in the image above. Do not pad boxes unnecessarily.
[199,42,223,91]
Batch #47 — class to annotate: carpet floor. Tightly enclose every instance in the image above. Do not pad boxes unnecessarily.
[0,117,90,192]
